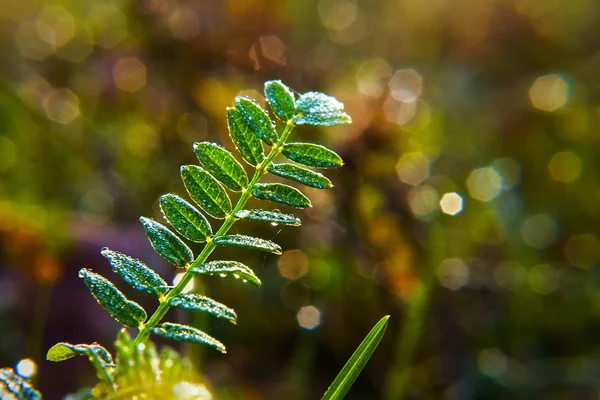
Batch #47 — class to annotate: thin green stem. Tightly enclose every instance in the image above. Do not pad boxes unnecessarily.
[133,121,296,346]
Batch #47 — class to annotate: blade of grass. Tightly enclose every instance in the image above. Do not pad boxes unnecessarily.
[321,315,390,400]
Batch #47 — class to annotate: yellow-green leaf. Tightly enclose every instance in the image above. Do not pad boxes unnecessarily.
[140,217,193,268]
[159,194,212,243]
[282,142,343,169]
[265,80,295,121]
[268,163,332,189]
[235,209,301,226]
[235,97,278,145]
[226,107,264,166]
[150,322,226,354]
[194,142,248,191]
[252,183,311,208]
[181,165,232,219]
[214,234,282,254]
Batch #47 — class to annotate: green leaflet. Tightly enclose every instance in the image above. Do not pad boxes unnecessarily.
[265,80,296,121]
[295,91,352,126]
[214,235,282,254]
[282,142,343,169]
[79,269,147,328]
[101,248,168,298]
[236,209,301,226]
[194,142,248,192]
[140,217,193,268]
[159,194,212,243]
[252,183,311,208]
[0,368,41,400]
[268,163,332,189]
[150,322,226,354]
[226,107,264,166]
[321,316,389,400]
[181,165,232,219]
[191,260,262,286]
[170,294,237,323]
[47,342,113,365]
[235,97,278,145]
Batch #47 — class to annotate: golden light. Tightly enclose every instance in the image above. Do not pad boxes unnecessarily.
[113,57,147,93]
[278,250,308,280]
[466,167,503,202]
[548,151,582,183]
[440,192,464,216]
[389,68,423,102]
[396,152,430,186]
[43,88,80,124]
[297,305,321,330]
[529,73,569,112]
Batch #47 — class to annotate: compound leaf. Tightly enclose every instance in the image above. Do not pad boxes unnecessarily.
[181,165,232,219]
[194,142,248,192]
[227,107,264,166]
[321,316,389,400]
[235,209,301,226]
[0,368,41,400]
[235,97,278,145]
[191,260,261,286]
[150,322,226,354]
[282,142,343,169]
[170,294,237,323]
[295,92,352,126]
[79,269,147,328]
[265,80,296,121]
[159,194,212,243]
[252,183,311,208]
[101,248,168,298]
[214,235,282,255]
[140,217,193,268]
[268,163,332,189]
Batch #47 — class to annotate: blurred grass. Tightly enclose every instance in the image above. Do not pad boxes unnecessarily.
[1,0,600,398]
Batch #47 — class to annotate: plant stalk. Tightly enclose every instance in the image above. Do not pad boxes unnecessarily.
[133,121,295,345]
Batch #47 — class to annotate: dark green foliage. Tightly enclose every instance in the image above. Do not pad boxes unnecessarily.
[0,368,41,400]
[79,269,147,328]
[140,217,193,267]
[252,183,312,208]
[102,249,168,298]
[235,97,278,145]
[194,142,248,191]
[235,209,301,226]
[214,234,282,254]
[170,294,237,323]
[151,323,226,354]
[159,194,212,243]
[265,80,296,121]
[226,107,264,166]
[190,260,262,286]
[295,92,352,126]
[268,163,332,189]
[282,142,343,168]
[181,165,232,218]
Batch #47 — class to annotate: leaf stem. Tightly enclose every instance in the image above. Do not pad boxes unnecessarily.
[133,120,296,346]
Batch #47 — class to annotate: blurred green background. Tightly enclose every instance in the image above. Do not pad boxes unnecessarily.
[1,0,600,398]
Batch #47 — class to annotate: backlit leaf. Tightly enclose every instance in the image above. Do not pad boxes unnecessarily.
[101,248,168,297]
[214,235,282,254]
[79,269,147,328]
[181,165,232,219]
[170,294,237,323]
[159,194,212,243]
[282,142,343,169]
[194,142,248,191]
[252,183,311,208]
[140,217,193,268]
[265,80,295,121]
[227,107,264,166]
[268,163,332,189]
[235,97,278,145]
[0,368,41,400]
[295,92,352,126]
[150,322,226,354]
[321,316,389,400]
[235,209,301,226]
[47,342,113,366]
[191,260,262,286]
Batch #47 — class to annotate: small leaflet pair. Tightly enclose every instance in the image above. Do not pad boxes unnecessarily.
[45,80,351,383]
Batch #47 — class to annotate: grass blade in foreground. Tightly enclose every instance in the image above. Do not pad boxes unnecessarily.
[321,315,389,400]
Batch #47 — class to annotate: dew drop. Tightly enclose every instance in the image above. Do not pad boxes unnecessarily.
[271,222,278,226]
[219,273,227,278]
[233,273,240,279]
[101,247,110,253]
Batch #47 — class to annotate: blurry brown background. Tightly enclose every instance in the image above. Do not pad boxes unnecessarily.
[1,0,600,399]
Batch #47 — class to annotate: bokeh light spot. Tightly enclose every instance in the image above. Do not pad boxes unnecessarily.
[466,167,503,202]
[408,185,439,220]
[15,21,55,60]
[383,95,418,125]
[297,305,321,330]
[548,151,582,183]
[356,58,392,97]
[520,214,557,249]
[168,7,200,41]
[396,152,430,186]
[438,258,469,290]
[278,250,308,280]
[527,264,559,294]
[389,68,423,102]
[37,5,75,47]
[88,5,128,48]
[15,358,37,379]
[564,234,600,269]
[318,0,357,31]
[259,35,287,65]
[43,88,80,124]
[113,57,147,93]
[529,73,569,112]
[440,192,464,216]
